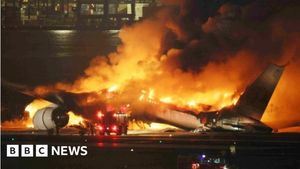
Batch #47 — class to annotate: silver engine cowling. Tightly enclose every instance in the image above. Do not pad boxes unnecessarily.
[33,106,69,130]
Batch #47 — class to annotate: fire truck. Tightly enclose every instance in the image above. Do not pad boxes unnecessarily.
[94,110,129,135]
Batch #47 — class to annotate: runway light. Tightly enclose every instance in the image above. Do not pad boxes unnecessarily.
[51,30,73,34]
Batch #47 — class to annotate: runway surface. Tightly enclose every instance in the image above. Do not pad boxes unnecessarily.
[2,130,300,169]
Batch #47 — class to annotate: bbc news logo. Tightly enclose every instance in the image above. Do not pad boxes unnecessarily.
[6,144,88,157]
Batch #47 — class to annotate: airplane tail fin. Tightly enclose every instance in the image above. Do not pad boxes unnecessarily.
[234,64,285,121]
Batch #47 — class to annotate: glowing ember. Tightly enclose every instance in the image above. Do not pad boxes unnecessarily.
[26,124,34,128]
[1,119,31,129]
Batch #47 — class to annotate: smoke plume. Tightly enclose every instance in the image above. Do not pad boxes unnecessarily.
[33,0,300,129]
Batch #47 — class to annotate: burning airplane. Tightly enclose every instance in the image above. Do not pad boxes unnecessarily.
[1,63,285,133]
[1,0,300,133]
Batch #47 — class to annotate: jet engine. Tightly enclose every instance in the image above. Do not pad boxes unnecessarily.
[33,106,69,130]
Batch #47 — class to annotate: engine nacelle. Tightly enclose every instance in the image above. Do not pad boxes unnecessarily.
[33,106,69,130]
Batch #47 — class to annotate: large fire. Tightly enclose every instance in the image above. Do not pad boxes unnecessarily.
[1,100,85,129]
[2,1,300,131]
[32,1,300,131]
[25,99,52,119]
[67,112,85,126]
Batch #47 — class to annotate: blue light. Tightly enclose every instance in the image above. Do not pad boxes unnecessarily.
[197,154,206,161]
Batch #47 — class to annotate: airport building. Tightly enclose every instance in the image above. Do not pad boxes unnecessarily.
[1,0,161,29]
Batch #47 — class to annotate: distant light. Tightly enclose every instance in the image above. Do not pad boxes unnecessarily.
[214,158,220,164]
[229,145,236,154]
[130,148,134,152]
[191,162,200,169]
[202,154,206,158]
[223,165,229,169]
[105,30,120,34]
[51,30,73,34]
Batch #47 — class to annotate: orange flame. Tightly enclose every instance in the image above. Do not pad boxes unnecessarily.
[2,100,86,129]
[22,99,52,128]
[67,112,85,126]
[24,99,52,118]
[30,5,300,131]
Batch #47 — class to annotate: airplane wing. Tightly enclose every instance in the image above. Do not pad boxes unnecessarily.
[1,82,35,121]
[2,79,115,119]
[1,80,86,120]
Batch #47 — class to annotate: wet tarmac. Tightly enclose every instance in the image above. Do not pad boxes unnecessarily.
[2,131,300,169]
